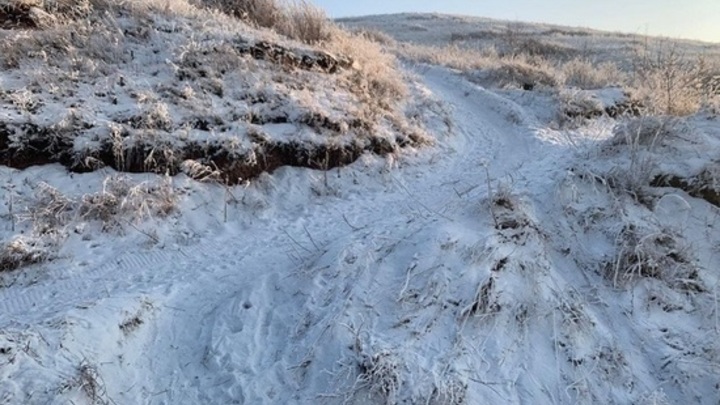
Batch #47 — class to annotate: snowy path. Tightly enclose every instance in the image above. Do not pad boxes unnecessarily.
[0,66,580,404]
[2,66,717,404]
[131,66,556,404]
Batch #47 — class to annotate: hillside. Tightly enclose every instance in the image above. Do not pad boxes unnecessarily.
[338,13,720,65]
[1,4,720,405]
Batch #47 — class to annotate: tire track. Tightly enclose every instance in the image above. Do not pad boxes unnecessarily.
[0,240,207,323]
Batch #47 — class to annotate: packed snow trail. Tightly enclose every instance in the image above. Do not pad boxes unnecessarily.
[118,66,584,404]
[122,66,561,404]
[1,67,718,404]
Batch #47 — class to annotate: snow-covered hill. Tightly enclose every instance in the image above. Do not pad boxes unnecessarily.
[337,13,720,65]
[1,4,720,405]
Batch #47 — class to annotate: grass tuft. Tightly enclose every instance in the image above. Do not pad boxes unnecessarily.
[0,236,54,272]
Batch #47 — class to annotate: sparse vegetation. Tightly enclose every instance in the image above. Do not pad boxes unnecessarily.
[0,175,178,273]
[200,0,331,44]
[562,58,624,89]
[629,41,709,115]
[358,18,720,117]
[610,116,681,148]
[354,348,401,403]
[606,223,702,291]
[79,176,178,227]
[59,361,111,405]
[0,235,54,272]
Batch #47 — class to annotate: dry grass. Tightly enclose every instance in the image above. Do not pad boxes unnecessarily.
[610,116,681,149]
[201,0,283,27]
[0,236,54,272]
[326,27,407,108]
[79,176,177,228]
[630,40,718,116]
[397,43,563,89]
[24,177,177,233]
[427,378,467,405]
[283,0,328,45]
[198,0,331,44]
[0,175,178,273]
[352,347,401,403]
[0,0,92,29]
[0,5,128,70]
[31,182,75,230]
[486,55,561,89]
[606,224,702,291]
[352,28,397,47]
[59,361,111,404]
[386,31,719,116]
[562,59,624,89]
[396,43,496,72]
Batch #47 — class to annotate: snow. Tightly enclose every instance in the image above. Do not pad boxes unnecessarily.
[2,12,720,405]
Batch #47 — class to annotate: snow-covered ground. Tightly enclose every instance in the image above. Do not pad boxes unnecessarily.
[2,8,720,405]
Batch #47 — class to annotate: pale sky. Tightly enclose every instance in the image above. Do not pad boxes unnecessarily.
[314,0,720,43]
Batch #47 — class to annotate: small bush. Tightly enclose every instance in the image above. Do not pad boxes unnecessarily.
[327,28,407,107]
[354,348,401,403]
[200,0,331,44]
[201,0,283,28]
[558,89,608,123]
[31,182,76,230]
[502,37,576,60]
[631,41,707,115]
[606,224,701,291]
[489,55,561,89]
[610,116,681,148]
[80,176,177,228]
[0,236,54,272]
[353,28,397,46]
[563,58,623,89]
[133,102,173,131]
[283,0,328,45]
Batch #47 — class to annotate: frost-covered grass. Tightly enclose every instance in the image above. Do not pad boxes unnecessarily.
[0,0,429,185]
[201,0,331,44]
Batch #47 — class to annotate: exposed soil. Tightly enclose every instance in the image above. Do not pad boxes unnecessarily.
[0,3,39,29]
[0,121,410,184]
[564,98,644,120]
[234,39,354,74]
[652,172,720,207]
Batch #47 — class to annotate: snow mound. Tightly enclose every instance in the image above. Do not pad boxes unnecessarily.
[0,0,433,184]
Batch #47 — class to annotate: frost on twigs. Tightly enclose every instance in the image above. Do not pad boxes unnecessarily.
[605,223,702,292]
[79,176,177,228]
[0,236,55,272]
